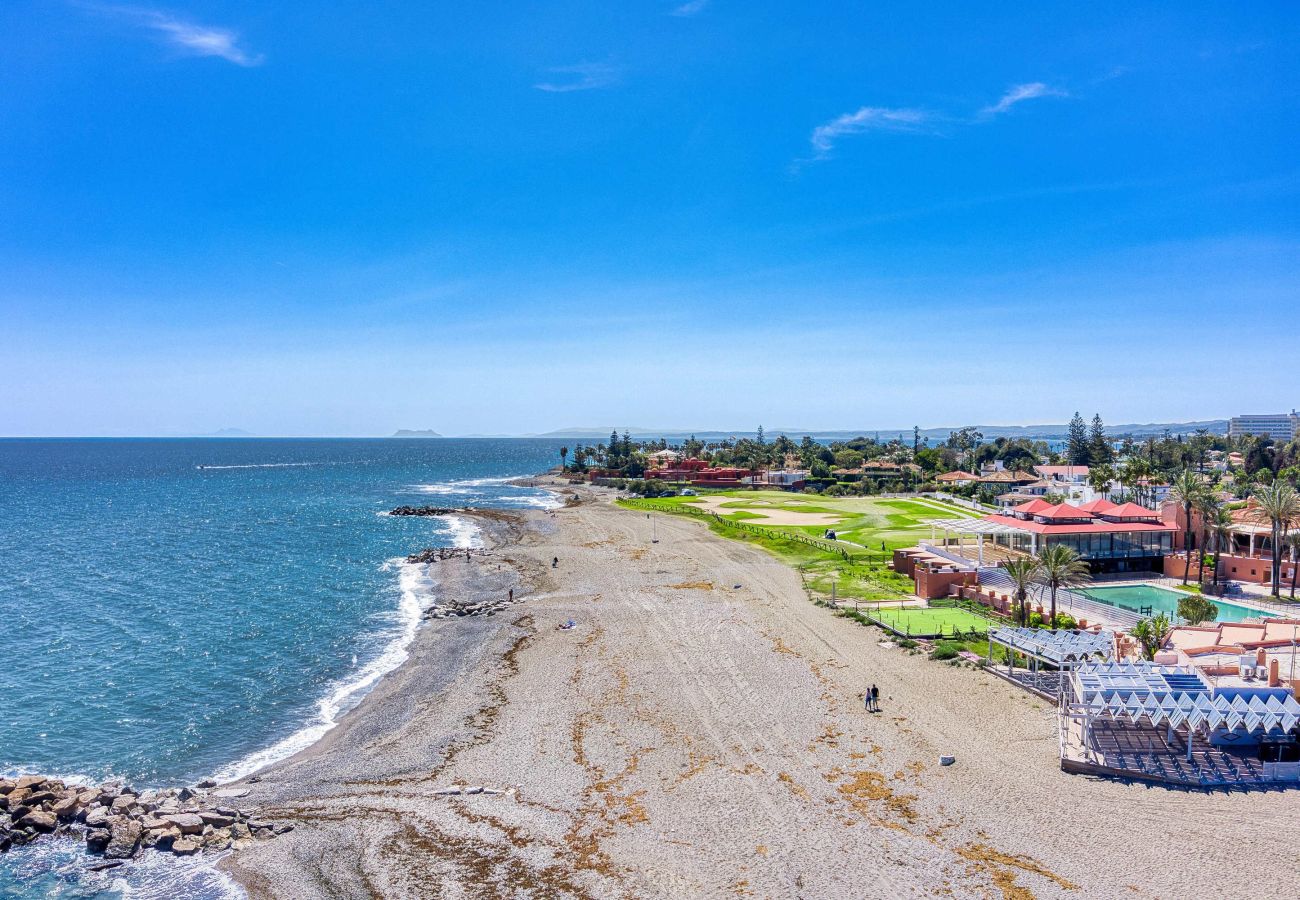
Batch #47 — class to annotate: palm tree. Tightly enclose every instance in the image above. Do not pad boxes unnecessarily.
[1131,612,1173,661]
[1204,506,1235,591]
[1192,492,1223,586]
[1168,469,1205,586]
[560,446,569,471]
[1250,482,1300,598]
[1002,557,1042,627]
[1287,531,1300,601]
[1035,544,1090,628]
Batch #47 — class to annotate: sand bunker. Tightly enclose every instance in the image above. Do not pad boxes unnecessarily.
[691,496,842,526]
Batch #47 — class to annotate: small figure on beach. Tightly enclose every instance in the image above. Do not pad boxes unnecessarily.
[870,684,880,712]
[864,691,871,711]
[466,548,472,560]
[552,556,558,568]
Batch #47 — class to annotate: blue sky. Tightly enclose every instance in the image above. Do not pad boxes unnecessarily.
[1,1,1296,436]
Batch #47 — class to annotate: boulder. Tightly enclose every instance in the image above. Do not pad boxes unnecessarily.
[24,790,57,807]
[6,789,30,810]
[163,813,205,835]
[52,797,81,820]
[272,822,294,835]
[109,794,137,815]
[17,810,57,832]
[84,829,111,852]
[171,837,200,855]
[177,787,197,802]
[83,806,110,828]
[105,820,142,859]
[210,788,250,799]
[196,779,218,789]
[939,755,956,767]
[14,776,46,792]
[0,779,14,795]
[87,860,125,873]
[203,827,232,850]
[198,811,235,828]
[141,825,180,850]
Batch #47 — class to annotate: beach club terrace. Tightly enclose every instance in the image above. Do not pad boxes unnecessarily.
[919,498,1177,575]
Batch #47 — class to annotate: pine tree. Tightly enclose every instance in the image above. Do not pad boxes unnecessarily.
[1067,412,1090,465]
[1088,414,1111,465]
[756,425,765,445]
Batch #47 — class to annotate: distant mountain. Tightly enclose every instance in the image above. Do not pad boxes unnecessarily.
[206,428,255,437]
[392,429,444,438]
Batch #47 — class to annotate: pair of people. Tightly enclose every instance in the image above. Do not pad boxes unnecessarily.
[864,684,881,712]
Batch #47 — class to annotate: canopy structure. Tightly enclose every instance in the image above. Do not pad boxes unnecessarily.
[1063,661,1300,770]
[925,518,1028,566]
[990,628,1114,667]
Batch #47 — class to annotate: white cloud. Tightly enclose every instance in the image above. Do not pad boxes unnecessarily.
[671,0,710,16]
[807,106,931,159]
[89,4,263,66]
[533,62,620,93]
[980,82,1066,117]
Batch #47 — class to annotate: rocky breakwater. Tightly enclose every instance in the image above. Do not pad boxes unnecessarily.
[404,546,525,620]
[389,505,464,517]
[0,775,291,863]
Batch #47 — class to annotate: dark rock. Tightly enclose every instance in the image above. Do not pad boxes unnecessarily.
[196,779,218,789]
[85,828,111,852]
[272,822,294,835]
[390,505,459,518]
[105,820,142,859]
[88,860,125,872]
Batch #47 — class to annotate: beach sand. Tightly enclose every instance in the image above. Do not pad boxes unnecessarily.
[222,483,1299,899]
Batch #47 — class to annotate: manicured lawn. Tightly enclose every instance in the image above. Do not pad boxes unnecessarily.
[856,604,992,638]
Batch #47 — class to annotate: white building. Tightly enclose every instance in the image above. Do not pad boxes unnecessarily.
[1228,411,1298,442]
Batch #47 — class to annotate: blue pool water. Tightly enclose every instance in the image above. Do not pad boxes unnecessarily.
[0,438,565,897]
[1077,584,1268,623]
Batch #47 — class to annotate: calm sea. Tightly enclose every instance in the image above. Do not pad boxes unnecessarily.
[0,438,566,898]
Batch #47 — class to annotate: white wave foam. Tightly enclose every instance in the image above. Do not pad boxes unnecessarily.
[497,493,563,510]
[211,560,436,783]
[197,462,322,471]
[443,515,484,549]
[410,475,519,495]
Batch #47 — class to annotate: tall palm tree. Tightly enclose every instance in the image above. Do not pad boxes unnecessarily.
[1002,557,1042,626]
[1250,482,1300,598]
[1192,492,1223,586]
[560,446,569,471]
[1035,544,1090,627]
[1288,532,1300,601]
[1168,469,1205,586]
[1204,506,1235,591]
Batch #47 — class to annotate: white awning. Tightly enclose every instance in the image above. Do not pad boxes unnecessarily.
[990,628,1114,665]
[927,518,1025,535]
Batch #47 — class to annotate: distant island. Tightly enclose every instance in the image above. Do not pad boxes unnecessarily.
[392,429,444,438]
[206,428,255,437]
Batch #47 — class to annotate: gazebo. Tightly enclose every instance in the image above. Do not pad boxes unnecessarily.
[925,518,1028,566]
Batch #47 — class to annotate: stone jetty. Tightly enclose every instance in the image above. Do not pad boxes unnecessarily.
[388,505,463,517]
[0,775,288,860]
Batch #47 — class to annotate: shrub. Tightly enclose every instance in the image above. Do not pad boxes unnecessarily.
[1051,613,1077,630]
[1028,612,1045,628]
[896,638,919,649]
[1177,594,1218,626]
[930,640,963,661]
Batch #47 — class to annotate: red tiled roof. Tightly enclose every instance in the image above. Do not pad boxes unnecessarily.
[1076,498,1118,514]
[1013,498,1053,514]
[937,470,977,481]
[1101,502,1161,520]
[1035,502,1090,520]
[985,514,1176,535]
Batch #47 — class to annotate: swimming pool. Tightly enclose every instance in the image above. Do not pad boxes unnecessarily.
[1077,584,1266,623]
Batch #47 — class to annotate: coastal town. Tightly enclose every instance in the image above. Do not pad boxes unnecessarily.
[564,413,1300,788]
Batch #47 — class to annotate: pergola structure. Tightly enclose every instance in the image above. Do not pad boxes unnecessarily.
[988,627,1115,698]
[925,518,1028,566]
[1062,661,1300,777]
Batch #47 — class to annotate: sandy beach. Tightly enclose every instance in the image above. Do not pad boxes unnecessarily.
[221,483,1299,899]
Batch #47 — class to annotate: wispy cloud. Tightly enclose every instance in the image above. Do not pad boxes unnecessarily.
[805,106,932,161]
[533,62,621,93]
[801,81,1067,167]
[671,0,710,16]
[980,82,1066,117]
[88,4,263,66]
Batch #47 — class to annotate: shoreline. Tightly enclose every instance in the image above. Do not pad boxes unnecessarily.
[219,482,1297,899]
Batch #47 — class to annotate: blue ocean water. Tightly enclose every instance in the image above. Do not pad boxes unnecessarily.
[0,438,565,898]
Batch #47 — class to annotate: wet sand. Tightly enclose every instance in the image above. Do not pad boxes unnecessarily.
[222,483,1299,899]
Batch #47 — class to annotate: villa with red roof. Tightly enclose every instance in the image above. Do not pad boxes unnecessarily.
[922,496,1178,575]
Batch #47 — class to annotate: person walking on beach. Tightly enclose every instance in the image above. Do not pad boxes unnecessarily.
[864,691,871,712]
[552,556,558,568]
[870,684,880,712]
